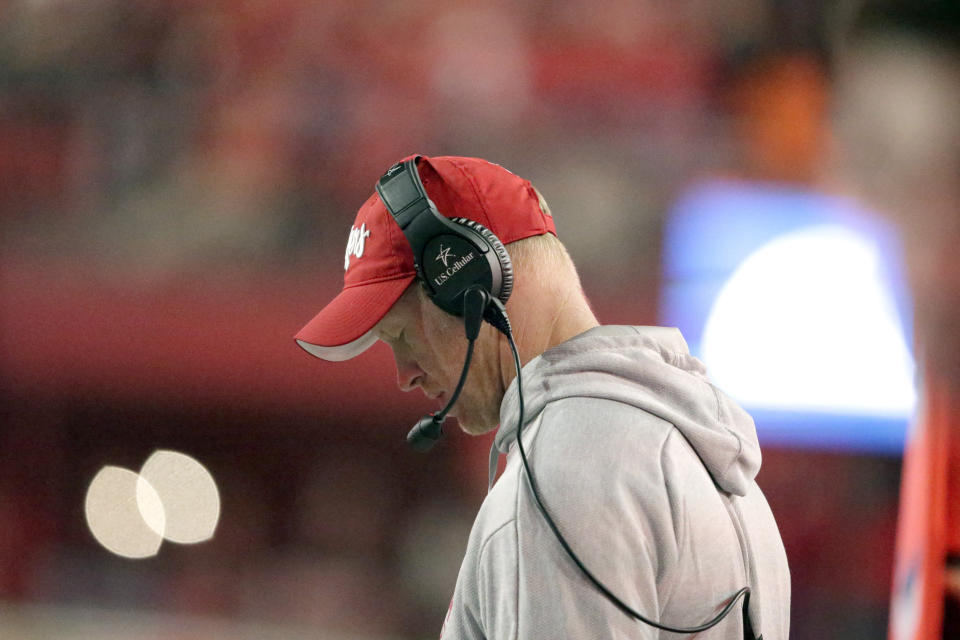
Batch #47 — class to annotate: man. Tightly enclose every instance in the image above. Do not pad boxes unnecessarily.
[295,155,790,638]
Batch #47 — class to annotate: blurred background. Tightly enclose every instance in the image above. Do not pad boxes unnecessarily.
[1,0,957,638]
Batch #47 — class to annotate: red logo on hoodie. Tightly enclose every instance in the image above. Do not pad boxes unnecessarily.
[439,596,454,638]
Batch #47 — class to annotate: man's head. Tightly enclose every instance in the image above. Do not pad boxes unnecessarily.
[295,155,597,433]
[370,231,593,434]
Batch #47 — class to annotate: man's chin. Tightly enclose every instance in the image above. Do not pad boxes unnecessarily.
[455,415,499,436]
[446,395,501,436]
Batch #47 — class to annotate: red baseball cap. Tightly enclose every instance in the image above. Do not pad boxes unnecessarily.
[295,155,557,361]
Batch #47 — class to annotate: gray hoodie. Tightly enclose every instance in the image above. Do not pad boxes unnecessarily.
[439,326,790,639]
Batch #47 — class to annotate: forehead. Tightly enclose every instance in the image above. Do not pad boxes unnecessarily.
[374,283,421,334]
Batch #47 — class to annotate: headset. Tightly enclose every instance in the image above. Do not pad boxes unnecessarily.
[375,156,759,638]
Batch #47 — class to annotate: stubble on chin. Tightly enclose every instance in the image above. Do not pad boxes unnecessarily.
[457,417,500,437]
[453,394,502,436]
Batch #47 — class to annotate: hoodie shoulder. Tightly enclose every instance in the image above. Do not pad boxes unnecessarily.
[497,325,762,496]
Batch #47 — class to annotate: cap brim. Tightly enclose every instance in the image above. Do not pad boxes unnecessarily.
[295,274,416,361]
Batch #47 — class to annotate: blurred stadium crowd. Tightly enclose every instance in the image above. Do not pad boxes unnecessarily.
[1,0,835,278]
[1,1,951,638]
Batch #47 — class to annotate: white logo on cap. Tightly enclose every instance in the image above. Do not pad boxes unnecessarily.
[344,223,371,271]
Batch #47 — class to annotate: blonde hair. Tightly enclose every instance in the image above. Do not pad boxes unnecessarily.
[507,232,587,300]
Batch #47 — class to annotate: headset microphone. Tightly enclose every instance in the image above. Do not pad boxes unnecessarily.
[406,287,489,452]
[406,414,444,452]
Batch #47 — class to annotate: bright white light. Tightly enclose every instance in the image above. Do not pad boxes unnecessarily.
[85,450,221,558]
[702,224,915,417]
[136,474,167,537]
[139,450,220,544]
[85,466,164,559]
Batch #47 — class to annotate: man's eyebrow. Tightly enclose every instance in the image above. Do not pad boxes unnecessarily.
[374,321,401,341]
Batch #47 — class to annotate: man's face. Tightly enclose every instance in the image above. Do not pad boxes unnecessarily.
[374,284,503,434]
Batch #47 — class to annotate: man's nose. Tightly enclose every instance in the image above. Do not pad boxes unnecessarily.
[396,359,425,392]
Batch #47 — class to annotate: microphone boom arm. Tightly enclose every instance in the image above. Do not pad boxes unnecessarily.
[406,287,489,452]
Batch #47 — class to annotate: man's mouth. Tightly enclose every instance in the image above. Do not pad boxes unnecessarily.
[422,388,445,403]
[422,388,453,414]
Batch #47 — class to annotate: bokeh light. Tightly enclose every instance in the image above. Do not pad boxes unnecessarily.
[84,466,164,560]
[85,451,220,558]
[702,224,916,416]
[139,450,220,544]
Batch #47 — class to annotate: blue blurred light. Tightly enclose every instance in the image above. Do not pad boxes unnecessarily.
[661,180,915,453]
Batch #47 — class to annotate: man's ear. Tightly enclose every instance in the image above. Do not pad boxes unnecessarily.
[417,279,432,301]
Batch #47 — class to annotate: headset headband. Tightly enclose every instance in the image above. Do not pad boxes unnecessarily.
[376,156,457,285]
[374,156,511,317]
[376,157,433,231]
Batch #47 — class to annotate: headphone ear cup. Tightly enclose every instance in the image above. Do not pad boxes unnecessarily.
[451,218,513,304]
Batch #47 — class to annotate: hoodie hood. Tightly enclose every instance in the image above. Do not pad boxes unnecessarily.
[495,325,762,496]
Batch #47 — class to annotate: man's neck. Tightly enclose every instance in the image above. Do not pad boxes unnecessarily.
[497,291,599,391]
